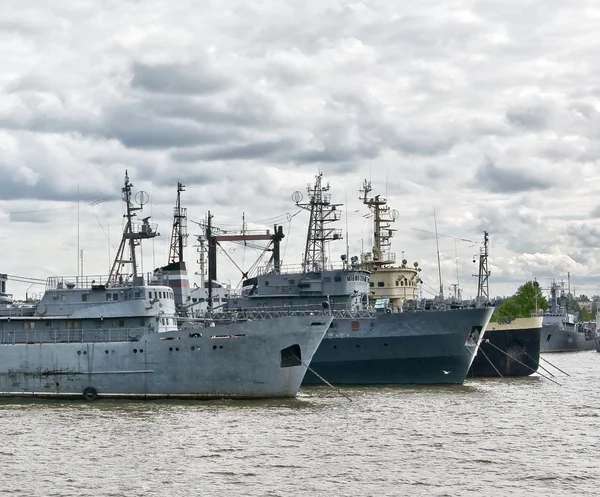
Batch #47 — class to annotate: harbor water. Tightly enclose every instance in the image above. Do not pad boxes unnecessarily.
[1,352,598,497]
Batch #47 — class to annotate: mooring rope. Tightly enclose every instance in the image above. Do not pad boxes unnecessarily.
[524,351,555,377]
[484,341,561,386]
[478,345,506,380]
[293,355,352,402]
[539,354,570,376]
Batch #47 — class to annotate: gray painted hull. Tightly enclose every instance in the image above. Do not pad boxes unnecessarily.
[540,324,595,352]
[0,316,330,399]
[302,306,494,385]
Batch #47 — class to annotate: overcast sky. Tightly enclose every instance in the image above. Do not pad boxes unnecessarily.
[2,0,600,300]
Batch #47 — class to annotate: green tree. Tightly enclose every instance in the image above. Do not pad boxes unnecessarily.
[492,281,548,322]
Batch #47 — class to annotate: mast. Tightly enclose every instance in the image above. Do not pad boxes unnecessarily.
[476,231,490,303]
[203,212,272,308]
[359,179,398,269]
[293,173,342,272]
[168,182,188,264]
[108,171,158,286]
[433,205,443,300]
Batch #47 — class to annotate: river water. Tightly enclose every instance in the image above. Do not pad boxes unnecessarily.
[1,351,598,497]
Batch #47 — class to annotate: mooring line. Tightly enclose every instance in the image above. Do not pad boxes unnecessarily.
[539,355,570,376]
[294,355,352,402]
[478,345,506,380]
[484,341,561,386]
[524,352,555,378]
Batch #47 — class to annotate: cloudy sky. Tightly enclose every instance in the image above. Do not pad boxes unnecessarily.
[2,0,600,301]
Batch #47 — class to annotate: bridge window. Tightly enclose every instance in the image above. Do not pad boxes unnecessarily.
[23,321,35,330]
[334,276,342,282]
[377,282,384,287]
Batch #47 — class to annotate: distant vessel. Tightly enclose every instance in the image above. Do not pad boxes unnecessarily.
[595,309,600,353]
[469,316,542,377]
[540,280,595,352]
[221,174,493,385]
[0,173,330,400]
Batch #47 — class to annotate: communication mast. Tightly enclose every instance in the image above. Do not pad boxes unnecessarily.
[293,173,342,272]
[360,179,398,269]
[476,231,490,303]
[168,182,188,264]
[108,171,158,285]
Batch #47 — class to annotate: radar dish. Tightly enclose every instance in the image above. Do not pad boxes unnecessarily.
[135,191,149,206]
[391,209,399,220]
[291,191,303,204]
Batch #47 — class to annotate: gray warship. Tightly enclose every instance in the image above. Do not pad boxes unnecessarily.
[0,173,330,400]
[540,280,595,352]
[219,174,494,385]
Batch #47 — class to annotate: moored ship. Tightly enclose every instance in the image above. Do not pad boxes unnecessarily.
[540,281,595,352]
[221,174,493,385]
[468,316,542,377]
[0,173,330,400]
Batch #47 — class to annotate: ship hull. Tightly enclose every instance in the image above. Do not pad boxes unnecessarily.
[540,324,595,352]
[468,318,542,377]
[302,306,493,386]
[0,316,330,399]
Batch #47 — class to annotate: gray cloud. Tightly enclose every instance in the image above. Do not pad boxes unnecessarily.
[475,157,557,193]
[131,62,231,96]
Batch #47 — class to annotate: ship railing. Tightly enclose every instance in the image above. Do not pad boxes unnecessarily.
[0,304,37,317]
[0,327,145,345]
[189,307,376,323]
[256,262,366,276]
[223,300,364,312]
[361,252,397,264]
[46,275,111,291]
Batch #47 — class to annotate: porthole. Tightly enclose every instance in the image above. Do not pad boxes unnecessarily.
[213,345,217,350]
[191,346,195,351]
[139,349,143,353]
[175,347,179,351]
[133,349,138,353]
[169,347,173,352]
[77,351,81,355]
[105,350,109,354]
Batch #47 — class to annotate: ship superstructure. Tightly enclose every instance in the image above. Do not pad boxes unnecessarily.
[0,172,330,399]
[359,179,421,310]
